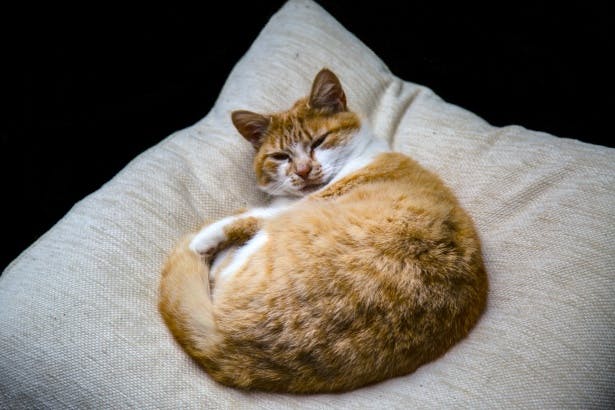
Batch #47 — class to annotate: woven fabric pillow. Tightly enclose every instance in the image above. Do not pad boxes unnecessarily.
[1,0,613,407]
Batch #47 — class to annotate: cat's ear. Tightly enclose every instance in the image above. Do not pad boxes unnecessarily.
[309,68,347,114]
[231,110,270,149]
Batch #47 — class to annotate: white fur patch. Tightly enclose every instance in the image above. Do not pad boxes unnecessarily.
[216,230,269,282]
[190,205,291,255]
[316,124,390,184]
[210,247,233,280]
[190,216,236,254]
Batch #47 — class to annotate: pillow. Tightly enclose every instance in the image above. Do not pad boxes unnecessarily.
[1,0,613,407]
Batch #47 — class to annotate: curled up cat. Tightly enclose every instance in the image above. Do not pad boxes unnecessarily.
[159,68,488,393]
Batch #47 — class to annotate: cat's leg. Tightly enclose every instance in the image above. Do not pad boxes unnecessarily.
[190,215,261,258]
[189,205,289,258]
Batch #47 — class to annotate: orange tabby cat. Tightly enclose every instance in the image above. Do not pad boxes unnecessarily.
[159,69,488,393]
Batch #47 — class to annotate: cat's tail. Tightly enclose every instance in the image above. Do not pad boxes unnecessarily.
[158,234,223,360]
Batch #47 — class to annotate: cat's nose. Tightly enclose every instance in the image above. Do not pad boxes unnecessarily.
[295,163,312,180]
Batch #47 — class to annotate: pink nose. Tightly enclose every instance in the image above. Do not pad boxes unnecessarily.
[295,163,312,180]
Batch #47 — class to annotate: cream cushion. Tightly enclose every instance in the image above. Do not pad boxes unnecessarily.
[1,0,613,407]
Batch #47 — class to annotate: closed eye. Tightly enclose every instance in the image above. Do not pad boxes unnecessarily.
[311,131,331,150]
[269,152,290,161]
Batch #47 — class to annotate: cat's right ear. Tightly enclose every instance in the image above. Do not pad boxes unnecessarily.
[231,110,270,149]
[309,68,347,114]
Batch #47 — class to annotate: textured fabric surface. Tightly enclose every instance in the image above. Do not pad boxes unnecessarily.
[1,0,614,408]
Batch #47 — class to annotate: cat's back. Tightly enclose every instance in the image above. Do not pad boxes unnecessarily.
[224,151,484,334]
[210,152,487,392]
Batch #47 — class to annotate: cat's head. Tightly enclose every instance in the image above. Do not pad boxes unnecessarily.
[231,69,361,197]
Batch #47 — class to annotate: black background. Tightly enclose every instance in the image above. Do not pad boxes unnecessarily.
[2,2,612,272]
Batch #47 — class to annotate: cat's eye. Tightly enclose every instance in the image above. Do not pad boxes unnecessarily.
[270,152,290,161]
[311,132,331,150]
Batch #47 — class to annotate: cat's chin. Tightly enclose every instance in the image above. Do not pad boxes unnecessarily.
[298,183,325,195]
[260,178,329,198]
[271,183,325,198]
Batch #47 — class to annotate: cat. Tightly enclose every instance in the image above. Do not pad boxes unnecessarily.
[159,68,488,393]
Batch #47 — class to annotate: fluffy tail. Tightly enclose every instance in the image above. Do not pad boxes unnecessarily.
[158,234,222,361]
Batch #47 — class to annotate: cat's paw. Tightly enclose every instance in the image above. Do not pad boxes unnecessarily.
[189,223,226,257]
[189,215,243,257]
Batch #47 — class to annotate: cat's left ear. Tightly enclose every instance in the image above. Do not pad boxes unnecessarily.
[309,68,347,114]
[231,110,270,149]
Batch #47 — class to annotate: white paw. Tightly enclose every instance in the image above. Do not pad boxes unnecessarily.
[189,214,242,255]
[189,221,228,255]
